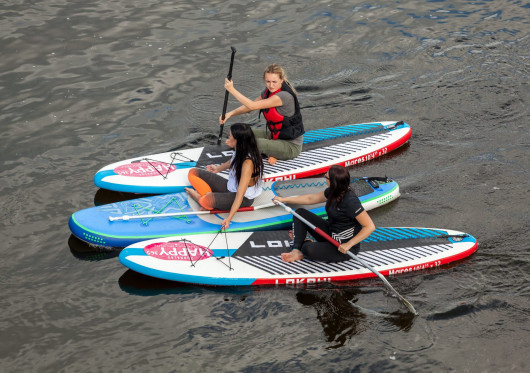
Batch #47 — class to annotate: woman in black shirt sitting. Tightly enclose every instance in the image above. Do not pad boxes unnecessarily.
[273,165,375,263]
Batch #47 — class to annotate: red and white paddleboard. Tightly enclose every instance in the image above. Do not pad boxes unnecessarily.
[119,227,478,286]
[94,121,411,194]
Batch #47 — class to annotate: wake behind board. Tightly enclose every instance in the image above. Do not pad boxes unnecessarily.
[69,176,399,248]
[95,121,411,194]
[119,227,478,286]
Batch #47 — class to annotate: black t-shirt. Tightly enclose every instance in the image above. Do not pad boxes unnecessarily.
[324,188,365,243]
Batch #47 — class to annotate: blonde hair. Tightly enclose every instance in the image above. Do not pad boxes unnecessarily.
[263,64,297,95]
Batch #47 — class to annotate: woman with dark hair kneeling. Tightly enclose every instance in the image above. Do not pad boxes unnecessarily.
[273,165,375,263]
[185,123,264,230]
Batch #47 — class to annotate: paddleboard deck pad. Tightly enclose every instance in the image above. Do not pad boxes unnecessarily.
[94,121,411,193]
[119,227,478,286]
[69,176,399,248]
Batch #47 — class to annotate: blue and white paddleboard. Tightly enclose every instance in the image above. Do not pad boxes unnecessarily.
[119,227,478,286]
[94,121,411,194]
[69,177,399,248]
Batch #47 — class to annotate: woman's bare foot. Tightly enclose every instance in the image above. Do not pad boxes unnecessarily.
[281,249,303,262]
[184,187,201,202]
[268,156,278,165]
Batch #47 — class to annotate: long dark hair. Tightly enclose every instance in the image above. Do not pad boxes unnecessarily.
[229,123,264,182]
[326,165,352,208]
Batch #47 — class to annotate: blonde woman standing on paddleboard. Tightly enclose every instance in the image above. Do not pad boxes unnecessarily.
[219,64,305,165]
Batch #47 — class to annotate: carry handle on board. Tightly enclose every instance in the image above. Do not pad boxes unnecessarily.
[353,176,392,189]
[218,46,237,145]
[273,199,418,316]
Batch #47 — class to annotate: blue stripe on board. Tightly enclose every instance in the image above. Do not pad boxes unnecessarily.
[395,228,430,239]
[94,169,118,185]
[407,228,446,237]
[210,249,238,257]
[172,161,197,168]
[375,228,408,240]
[306,123,382,135]
[304,125,379,138]
[382,228,418,240]
[363,227,448,242]
[364,229,399,242]
[303,123,386,143]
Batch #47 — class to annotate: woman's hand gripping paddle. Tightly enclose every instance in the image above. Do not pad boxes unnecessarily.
[217,46,237,145]
[274,199,418,316]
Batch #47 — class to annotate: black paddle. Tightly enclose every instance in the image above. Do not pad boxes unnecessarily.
[217,46,237,145]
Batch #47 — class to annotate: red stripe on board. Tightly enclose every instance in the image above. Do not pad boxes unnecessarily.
[209,206,255,214]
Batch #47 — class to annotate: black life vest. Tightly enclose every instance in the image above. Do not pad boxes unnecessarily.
[260,82,305,140]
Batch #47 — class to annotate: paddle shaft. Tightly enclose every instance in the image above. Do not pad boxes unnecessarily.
[274,200,418,315]
[218,46,237,145]
[109,201,275,221]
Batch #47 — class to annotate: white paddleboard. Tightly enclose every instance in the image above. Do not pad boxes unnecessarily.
[94,121,411,194]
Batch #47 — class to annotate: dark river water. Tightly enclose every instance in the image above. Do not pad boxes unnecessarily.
[1,1,528,371]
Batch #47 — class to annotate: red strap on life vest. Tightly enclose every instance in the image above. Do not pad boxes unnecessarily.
[262,89,284,139]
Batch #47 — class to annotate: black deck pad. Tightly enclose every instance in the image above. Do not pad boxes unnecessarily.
[232,228,457,258]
